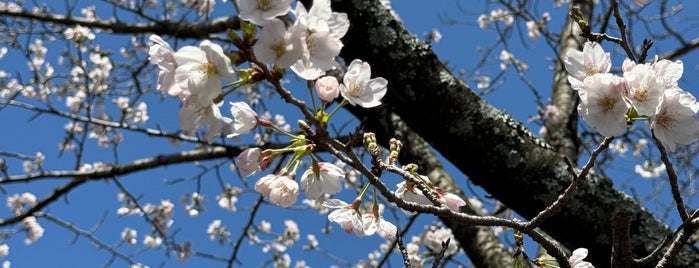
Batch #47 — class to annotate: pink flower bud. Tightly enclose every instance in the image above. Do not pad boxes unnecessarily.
[315,76,339,102]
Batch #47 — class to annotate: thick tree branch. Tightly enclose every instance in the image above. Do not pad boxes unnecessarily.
[0,6,240,38]
[334,0,699,266]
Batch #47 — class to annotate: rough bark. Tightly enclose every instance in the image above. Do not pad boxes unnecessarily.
[334,0,699,266]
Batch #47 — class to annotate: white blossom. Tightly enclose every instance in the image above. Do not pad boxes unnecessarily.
[577,74,628,137]
[339,59,388,108]
[121,227,138,246]
[650,88,699,151]
[300,162,345,200]
[227,101,258,138]
[569,248,594,268]
[254,18,304,68]
[565,42,611,86]
[173,40,235,104]
[237,0,292,26]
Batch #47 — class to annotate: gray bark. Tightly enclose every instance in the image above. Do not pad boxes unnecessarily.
[334,0,699,266]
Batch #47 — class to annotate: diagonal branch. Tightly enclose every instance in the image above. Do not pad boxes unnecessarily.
[0,6,240,38]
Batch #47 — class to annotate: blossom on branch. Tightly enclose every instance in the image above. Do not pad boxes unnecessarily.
[650,88,699,151]
[623,63,663,117]
[323,199,365,237]
[576,74,628,137]
[253,18,304,68]
[173,40,236,105]
[178,95,232,142]
[340,59,388,108]
[569,248,594,268]
[237,0,292,26]
[315,76,340,102]
[255,174,299,207]
[235,148,263,177]
[289,0,349,80]
[361,204,397,240]
[300,162,345,200]
[564,41,611,86]
[227,101,259,138]
[148,35,178,95]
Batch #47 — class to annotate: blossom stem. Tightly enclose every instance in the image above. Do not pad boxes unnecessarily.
[218,79,247,99]
[326,99,347,121]
[356,182,372,202]
[307,80,318,112]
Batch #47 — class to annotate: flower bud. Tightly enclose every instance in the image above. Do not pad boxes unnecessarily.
[315,76,340,102]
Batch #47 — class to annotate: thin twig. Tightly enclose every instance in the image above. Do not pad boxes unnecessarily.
[524,137,614,231]
[652,133,689,222]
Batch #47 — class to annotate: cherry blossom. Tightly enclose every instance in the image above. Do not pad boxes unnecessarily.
[143,234,162,248]
[121,227,137,246]
[21,216,44,245]
[207,219,231,245]
[178,95,232,142]
[7,192,37,216]
[339,59,388,108]
[228,101,259,138]
[300,162,345,200]
[435,190,467,212]
[526,20,540,40]
[653,58,683,88]
[0,244,8,259]
[423,226,460,256]
[253,18,304,68]
[148,35,178,95]
[634,161,666,179]
[315,76,340,102]
[650,88,699,151]
[477,14,489,30]
[564,42,611,85]
[63,25,95,43]
[255,174,299,207]
[237,0,292,26]
[323,199,364,237]
[361,204,397,240]
[268,176,299,207]
[395,180,433,215]
[623,63,663,116]
[254,174,279,196]
[569,248,594,268]
[182,0,215,16]
[173,40,235,104]
[217,185,240,212]
[289,0,349,80]
[235,147,262,177]
[576,74,628,137]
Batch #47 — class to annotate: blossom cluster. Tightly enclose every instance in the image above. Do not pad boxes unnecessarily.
[564,42,699,151]
[477,9,514,30]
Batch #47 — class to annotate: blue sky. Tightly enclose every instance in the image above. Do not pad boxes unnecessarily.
[0,0,698,267]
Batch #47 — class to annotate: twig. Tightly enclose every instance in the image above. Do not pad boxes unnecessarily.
[432,238,450,268]
[396,231,411,268]
[39,212,142,266]
[634,210,699,265]
[655,218,699,268]
[227,195,263,268]
[524,137,614,231]
[652,133,689,222]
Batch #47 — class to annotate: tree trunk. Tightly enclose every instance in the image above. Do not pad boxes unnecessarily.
[334,0,699,266]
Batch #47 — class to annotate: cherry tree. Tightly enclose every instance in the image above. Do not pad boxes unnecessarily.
[0,0,698,267]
